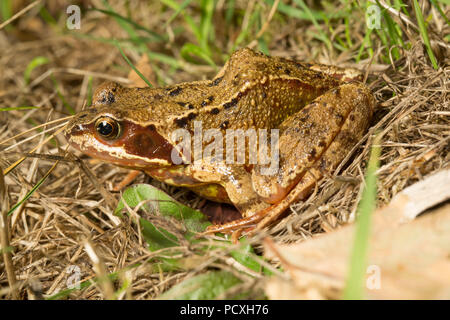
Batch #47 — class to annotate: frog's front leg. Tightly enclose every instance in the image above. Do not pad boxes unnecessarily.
[189,162,271,220]
[205,82,375,236]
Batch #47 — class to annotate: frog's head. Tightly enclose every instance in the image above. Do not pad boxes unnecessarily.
[64,82,178,169]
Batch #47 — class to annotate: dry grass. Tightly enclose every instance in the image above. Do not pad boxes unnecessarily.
[0,0,449,299]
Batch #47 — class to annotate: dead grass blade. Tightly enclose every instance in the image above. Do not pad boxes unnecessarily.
[0,116,72,146]
[84,239,116,300]
[0,165,18,299]
[75,157,120,225]
[1,122,67,152]
[2,124,67,176]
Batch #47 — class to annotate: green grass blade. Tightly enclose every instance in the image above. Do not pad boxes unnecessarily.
[0,106,39,112]
[199,0,214,52]
[114,40,153,87]
[164,0,193,27]
[24,56,50,85]
[86,76,93,106]
[91,7,165,42]
[257,37,270,55]
[0,0,12,21]
[46,266,129,300]
[231,9,260,51]
[0,0,12,30]
[413,0,438,69]
[356,27,373,62]
[225,0,236,23]
[375,1,403,61]
[343,134,381,300]
[266,0,346,20]
[181,43,216,67]
[161,0,202,44]
[293,0,332,51]
[8,161,59,216]
[39,6,57,26]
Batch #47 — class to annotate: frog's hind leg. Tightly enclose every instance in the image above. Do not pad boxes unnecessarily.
[252,82,374,205]
[206,82,374,237]
[249,82,375,233]
[202,83,375,238]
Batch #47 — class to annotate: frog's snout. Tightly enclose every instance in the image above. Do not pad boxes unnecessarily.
[64,118,89,144]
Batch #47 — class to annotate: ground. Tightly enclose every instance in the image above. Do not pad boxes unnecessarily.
[0,0,448,299]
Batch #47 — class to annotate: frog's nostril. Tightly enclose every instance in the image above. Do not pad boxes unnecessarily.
[66,124,85,136]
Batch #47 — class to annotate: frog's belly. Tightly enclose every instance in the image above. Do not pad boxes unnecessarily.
[188,184,232,204]
[144,167,231,203]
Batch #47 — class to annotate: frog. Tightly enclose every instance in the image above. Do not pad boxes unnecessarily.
[64,48,375,239]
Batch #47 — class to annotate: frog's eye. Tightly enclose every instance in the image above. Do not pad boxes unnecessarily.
[95,117,121,139]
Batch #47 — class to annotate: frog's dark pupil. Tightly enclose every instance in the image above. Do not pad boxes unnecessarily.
[97,121,113,136]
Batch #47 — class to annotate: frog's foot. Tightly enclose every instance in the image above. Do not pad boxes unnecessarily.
[201,209,267,235]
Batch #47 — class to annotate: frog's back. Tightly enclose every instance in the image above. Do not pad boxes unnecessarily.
[71,48,345,137]
[186,48,342,132]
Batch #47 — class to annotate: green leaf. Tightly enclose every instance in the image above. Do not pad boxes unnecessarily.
[230,242,262,273]
[115,184,210,248]
[229,241,273,276]
[157,270,242,299]
[139,217,180,251]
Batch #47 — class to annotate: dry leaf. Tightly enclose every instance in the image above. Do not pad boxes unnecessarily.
[265,169,450,299]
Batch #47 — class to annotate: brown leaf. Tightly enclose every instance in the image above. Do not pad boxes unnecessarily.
[265,169,450,299]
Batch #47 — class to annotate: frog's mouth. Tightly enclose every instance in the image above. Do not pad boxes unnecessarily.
[64,122,175,169]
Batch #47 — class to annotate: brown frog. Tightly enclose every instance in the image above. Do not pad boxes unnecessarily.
[64,48,375,238]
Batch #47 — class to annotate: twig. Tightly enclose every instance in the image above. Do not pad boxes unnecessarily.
[0,0,42,30]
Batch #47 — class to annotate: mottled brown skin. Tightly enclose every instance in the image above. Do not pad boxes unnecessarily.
[65,48,375,237]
